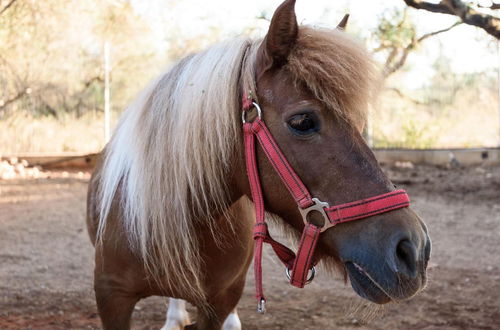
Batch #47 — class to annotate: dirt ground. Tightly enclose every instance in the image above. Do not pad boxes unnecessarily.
[1,164,499,329]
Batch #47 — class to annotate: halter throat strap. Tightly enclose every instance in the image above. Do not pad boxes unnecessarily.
[242,97,410,313]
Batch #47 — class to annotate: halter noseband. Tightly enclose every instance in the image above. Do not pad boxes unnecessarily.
[242,93,410,313]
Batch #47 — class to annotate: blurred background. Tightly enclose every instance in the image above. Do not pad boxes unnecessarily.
[0,0,498,154]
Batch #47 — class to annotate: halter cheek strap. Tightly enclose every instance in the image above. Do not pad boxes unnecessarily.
[242,97,410,313]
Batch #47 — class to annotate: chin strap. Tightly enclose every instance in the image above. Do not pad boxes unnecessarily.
[242,96,410,313]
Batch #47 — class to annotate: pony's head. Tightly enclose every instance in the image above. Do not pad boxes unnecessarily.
[237,0,430,303]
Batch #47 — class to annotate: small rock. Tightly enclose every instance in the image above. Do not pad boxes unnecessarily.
[395,161,414,169]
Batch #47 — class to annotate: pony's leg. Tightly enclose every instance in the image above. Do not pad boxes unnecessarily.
[184,197,253,329]
[161,298,191,330]
[186,277,246,330]
[222,309,241,330]
[94,276,140,330]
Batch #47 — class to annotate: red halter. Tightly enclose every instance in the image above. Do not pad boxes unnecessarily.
[242,96,410,313]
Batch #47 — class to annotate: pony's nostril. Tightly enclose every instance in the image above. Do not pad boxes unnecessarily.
[395,239,417,278]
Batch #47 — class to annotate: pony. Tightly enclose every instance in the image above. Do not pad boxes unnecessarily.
[86,1,431,329]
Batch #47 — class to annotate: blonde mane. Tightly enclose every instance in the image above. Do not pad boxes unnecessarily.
[95,27,375,304]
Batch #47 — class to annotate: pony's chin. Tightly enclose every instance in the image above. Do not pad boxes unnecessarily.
[345,262,392,304]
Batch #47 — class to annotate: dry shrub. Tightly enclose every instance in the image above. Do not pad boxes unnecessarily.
[373,80,499,148]
[0,111,108,154]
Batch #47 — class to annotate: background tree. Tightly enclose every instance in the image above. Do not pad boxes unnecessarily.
[0,0,160,118]
[373,8,461,79]
[403,0,500,39]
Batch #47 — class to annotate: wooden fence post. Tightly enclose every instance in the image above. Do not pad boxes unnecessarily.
[104,41,111,145]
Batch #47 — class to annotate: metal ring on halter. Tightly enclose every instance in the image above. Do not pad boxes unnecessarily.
[285,265,316,284]
[298,198,332,232]
[241,102,262,123]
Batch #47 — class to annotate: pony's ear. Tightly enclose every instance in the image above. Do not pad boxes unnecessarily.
[337,14,349,30]
[258,0,298,73]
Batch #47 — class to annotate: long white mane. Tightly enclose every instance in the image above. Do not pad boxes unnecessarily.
[96,37,258,303]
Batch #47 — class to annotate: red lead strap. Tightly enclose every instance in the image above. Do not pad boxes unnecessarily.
[242,99,410,313]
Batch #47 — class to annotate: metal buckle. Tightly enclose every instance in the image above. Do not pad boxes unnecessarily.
[242,102,262,123]
[257,298,266,313]
[298,198,331,232]
[285,265,316,284]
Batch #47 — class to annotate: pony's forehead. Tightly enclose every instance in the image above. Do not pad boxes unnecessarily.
[284,26,377,130]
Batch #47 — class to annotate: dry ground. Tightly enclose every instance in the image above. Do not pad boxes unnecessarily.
[1,164,499,329]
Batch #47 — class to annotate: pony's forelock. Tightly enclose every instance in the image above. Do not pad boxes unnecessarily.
[287,27,378,131]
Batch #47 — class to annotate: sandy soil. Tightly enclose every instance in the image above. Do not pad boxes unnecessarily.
[1,164,499,329]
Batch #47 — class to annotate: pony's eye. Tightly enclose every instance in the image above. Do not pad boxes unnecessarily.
[287,113,319,136]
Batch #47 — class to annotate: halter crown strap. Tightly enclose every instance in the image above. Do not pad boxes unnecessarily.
[242,96,410,312]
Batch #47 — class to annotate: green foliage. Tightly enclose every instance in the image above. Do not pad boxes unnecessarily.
[373,8,416,51]
[401,120,438,148]
[373,51,499,149]
[374,116,439,149]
